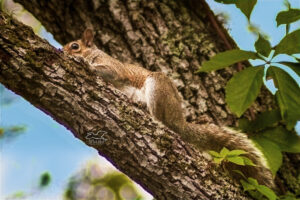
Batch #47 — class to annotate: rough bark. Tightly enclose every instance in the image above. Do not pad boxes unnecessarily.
[0,11,252,199]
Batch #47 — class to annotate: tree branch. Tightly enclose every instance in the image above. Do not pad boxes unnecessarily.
[0,11,251,199]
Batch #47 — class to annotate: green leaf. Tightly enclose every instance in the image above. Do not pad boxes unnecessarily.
[0,125,27,140]
[238,118,252,132]
[198,50,258,72]
[214,157,224,164]
[241,156,256,166]
[10,191,26,199]
[226,66,264,117]
[39,172,51,188]
[248,191,264,199]
[227,149,247,156]
[214,0,257,20]
[247,177,259,186]
[259,127,300,153]
[238,109,281,132]
[256,185,278,200]
[255,35,272,57]
[279,61,300,77]
[268,67,300,128]
[249,109,281,131]
[7,125,26,133]
[241,179,256,191]
[252,137,282,175]
[220,147,230,157]
[284,0,292,10]
[274,29,300,56]
[235,0,257,20]
[276,9,300,26]
[209,150,221,157]
[280,192,300,200]
[227,156,245,165]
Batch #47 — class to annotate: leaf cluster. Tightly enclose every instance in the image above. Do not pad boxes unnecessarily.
[203,2,300,199]
[241,177,277,200]
[209,147,256,166]
[204,0,300,178]
[238,109,300,175]
[205,1,300,127]
[240,177,300,200]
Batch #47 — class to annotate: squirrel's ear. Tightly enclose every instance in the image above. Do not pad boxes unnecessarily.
[82,28,94,47]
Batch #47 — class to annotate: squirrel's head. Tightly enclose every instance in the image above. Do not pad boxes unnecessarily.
[63,28,95,57]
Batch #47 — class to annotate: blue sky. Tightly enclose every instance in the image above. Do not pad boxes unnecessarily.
[1,0,300,199]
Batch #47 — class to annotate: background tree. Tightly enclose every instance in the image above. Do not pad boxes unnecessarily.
[64,161,143,200]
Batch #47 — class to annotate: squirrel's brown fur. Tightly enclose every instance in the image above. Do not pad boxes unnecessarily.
[63,29,274,188]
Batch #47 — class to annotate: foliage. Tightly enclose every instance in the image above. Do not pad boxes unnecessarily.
[198,50,258,72]
[209,147,256,166]
[239,109,300,175]
[241,177,277,200]
[199,31,300,126]
[6,191,26,199]
[214,0,257,20]
[276,9,300,27]
[274,29,300,56]
[268,67,300,128]
[257,127,300,153]
[208,0,300,124]
[39,172,52,188]
[255,35,271,57]
[0,0,41,33]
[252,137,282,176]
[207,0,300,178]
[225,66,264,117]
[0,125,26,142]
[0,85,26,142]
[238,109,281,132]
[5,172,52,199]
[247,23,270,39]
[279,192,300,200]
[209,147,283,200]
[236,172,299,200]
[64,162,144,200]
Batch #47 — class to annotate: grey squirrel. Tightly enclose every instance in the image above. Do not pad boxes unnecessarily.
[63,28,274,188]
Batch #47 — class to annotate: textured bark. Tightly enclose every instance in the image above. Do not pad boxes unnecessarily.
[0,11,251,199]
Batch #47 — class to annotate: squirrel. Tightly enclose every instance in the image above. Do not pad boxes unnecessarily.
[63,28,274,188]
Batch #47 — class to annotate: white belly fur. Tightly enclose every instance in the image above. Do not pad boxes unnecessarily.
[121,77,156,111]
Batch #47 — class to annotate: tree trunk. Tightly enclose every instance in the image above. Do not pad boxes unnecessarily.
[0,11,252,199]
[3,0,300,197]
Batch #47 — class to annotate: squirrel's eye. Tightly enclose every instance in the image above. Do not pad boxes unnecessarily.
[71,43,80,50]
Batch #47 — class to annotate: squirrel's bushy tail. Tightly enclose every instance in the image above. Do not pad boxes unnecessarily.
[180,123,274,188]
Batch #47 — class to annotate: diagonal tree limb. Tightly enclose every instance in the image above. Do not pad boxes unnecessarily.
[0,11,252,200]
